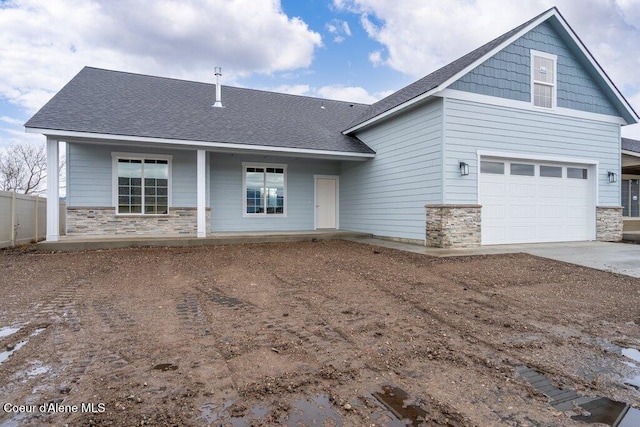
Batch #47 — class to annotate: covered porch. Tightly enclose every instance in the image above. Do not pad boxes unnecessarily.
[43,135,373,242]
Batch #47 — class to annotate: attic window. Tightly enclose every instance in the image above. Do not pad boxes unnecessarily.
[531,51,557,109]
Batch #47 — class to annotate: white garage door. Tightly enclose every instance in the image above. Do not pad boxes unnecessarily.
[479,158,594,245]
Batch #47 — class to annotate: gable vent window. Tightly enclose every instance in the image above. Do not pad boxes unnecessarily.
[531,51,557,109]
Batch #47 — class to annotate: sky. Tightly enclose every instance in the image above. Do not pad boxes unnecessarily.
[1,0,639,153]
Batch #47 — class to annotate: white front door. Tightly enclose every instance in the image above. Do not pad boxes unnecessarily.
[315,177,337,229]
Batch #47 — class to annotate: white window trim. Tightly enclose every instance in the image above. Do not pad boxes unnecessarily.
[242,162,288,218]
[530,50,558,109]
[111,152,173,216]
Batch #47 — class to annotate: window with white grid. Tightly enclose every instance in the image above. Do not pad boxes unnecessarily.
[531,51,557,109]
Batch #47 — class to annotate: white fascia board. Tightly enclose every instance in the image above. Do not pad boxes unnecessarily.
[342,87,442,134]
[477,149,599,165]
[345,8,637,134]
[25,128,375,161]
[438,88,627,125]
[622,150,640,158]
[344,9,557,135]
[549,11,640,124]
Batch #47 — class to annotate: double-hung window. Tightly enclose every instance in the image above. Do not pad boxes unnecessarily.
[243,163,286,216]
[531,50,557,109]
[113,153,171,215]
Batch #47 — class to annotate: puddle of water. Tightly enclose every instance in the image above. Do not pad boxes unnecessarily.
[621,348,640,364]
[0,326,21,338]
[624,374,640,390]
[517,365,640,426]
[199,396,343,425]
[152,363,178,371]
[0,340,27,365]
[571,397,640,426]
[0,328,47,367]
[26,364,50,377]
[372,385,427,427]
[198,401,233,424]
[286,394,343,426]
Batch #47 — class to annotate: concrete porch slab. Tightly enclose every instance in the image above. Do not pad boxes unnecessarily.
[38,230,372,252]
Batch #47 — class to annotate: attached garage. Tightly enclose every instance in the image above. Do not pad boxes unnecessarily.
[479,156,596,245]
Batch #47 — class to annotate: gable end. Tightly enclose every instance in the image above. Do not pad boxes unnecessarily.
[450,21,620,117]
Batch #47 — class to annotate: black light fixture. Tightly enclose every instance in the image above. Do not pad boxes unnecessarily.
[608,171,618,183]
[459,161,470,176]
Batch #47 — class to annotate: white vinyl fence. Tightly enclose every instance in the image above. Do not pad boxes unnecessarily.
[0,190,66,248]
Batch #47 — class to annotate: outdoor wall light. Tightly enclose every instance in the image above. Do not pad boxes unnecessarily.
[459,161,470,176]
[608,171,618,183]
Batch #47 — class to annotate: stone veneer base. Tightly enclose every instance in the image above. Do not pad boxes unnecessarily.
[426,204,481,248]
[596,206,623,242]
[66,207,211,236]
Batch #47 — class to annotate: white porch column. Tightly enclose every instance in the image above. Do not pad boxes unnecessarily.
[196,149,206,238]
[46,137,60,241]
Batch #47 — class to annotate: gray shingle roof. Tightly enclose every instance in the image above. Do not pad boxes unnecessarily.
[344,8,554,132]
[25,67,374,154]
[622,138,640,153]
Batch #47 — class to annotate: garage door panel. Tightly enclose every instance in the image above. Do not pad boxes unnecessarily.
[538,205,565,218]
[538,184,564,198]
[509,205,536,218]
[480,182,506,197]
[483,204,506,218]
[508,183,536,197]
[537,224,565,239]
[480,158,593,245]
[510,226,537,240]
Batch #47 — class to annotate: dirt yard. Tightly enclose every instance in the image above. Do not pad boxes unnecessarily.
[1,240,640,426]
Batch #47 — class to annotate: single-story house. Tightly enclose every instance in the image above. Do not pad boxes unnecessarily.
[622,138,640,231]
[25,7,639,248]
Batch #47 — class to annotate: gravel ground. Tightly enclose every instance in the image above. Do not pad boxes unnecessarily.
[1,239,640,426]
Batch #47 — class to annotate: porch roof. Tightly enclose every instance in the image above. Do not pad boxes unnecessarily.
[25,67,375,156]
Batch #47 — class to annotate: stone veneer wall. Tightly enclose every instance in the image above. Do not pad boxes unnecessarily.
[66,207,211,236]
[425,204,482,248]
[596,206,623,242]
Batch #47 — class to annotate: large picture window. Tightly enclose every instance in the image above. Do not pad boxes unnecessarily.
[114,154,171,215]
[531,51,557,109]
[244,164,286,215]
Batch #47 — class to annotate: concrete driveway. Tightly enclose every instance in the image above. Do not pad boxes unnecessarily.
[517,241,640,278]
[351,238,640,278]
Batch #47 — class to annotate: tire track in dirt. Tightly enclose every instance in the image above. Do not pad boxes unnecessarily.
[266,272,476,426]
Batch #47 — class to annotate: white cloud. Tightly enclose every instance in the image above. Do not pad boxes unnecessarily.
[0,0,322,113]
[0,116,23,126]
[270,84,311,96]
[260,83,385,104]
[316,85,380,104]
[342,21,352,36]
[334,0,640,105]
[325,18,352,43]
[368,50,383,67]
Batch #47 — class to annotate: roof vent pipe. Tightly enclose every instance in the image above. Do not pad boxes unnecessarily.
[213,67,223,108]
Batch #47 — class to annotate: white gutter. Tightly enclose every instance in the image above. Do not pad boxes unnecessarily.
[25,128,375,160]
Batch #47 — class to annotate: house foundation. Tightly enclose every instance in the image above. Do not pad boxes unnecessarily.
[66,207,211,236]
[596,206,623,242]
[425,204,482,248]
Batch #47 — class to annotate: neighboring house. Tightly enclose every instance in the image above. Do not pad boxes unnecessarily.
[25,7,639,248]
[621,138,640,231]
